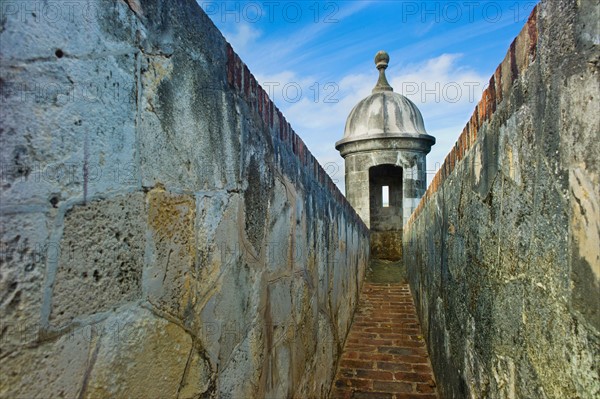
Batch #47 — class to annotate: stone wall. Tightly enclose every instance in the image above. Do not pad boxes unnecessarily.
[0,1,370,397]
[403,1,599,398]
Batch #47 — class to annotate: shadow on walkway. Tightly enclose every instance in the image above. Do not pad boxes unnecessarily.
[366,258,407,284]
[329,259,439,399]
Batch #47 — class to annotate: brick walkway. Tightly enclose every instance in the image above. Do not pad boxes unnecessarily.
[330,283,438,399]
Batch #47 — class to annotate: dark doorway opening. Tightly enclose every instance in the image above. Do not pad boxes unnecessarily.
[369,164,403,231]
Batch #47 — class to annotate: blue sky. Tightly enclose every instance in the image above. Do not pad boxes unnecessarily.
[200,0,538,193]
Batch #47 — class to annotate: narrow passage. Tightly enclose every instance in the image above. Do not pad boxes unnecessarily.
[330,280,439,399]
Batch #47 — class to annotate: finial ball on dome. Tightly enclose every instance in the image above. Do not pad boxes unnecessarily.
[374,50,390,69]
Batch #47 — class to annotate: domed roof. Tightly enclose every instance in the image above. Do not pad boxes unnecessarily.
[343,91,427,138]
[336,51,431,149]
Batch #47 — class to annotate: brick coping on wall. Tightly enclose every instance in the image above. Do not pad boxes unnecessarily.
[225,44,367,231]
[405,5,539,230]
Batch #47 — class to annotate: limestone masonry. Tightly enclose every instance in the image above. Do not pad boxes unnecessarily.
[1,1,369,397]
[404,1,599,398]
[0,0,598,398]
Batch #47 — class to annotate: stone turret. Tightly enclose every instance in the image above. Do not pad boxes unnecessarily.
[336,51,435,260]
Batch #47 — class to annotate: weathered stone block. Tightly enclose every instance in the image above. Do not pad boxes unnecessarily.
[178,343,215,399]
[144,186,196,320]
[0,0,138,61]
[313,312,339,394]
[84,306,199,398]
[49,193,145,328]
[267,278,293,340]
[243,156,274,251]
[0,53,139,207]
[217,323,264,399]
[196,192,242,280]
[194,192,265,375]
[264,177,294,272]
[371,231,402,261]
[0,212,49,354]
[139,52,240,191]
[0,323,91,399]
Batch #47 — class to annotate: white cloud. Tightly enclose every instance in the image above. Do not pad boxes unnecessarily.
[222,22,262,53]
[389,54,488,182]
[391,53,487,109]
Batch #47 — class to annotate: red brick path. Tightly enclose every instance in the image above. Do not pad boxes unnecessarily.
[330,283,439,399]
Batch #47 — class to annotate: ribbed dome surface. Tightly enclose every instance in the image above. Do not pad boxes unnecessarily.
[343,91,427,140]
